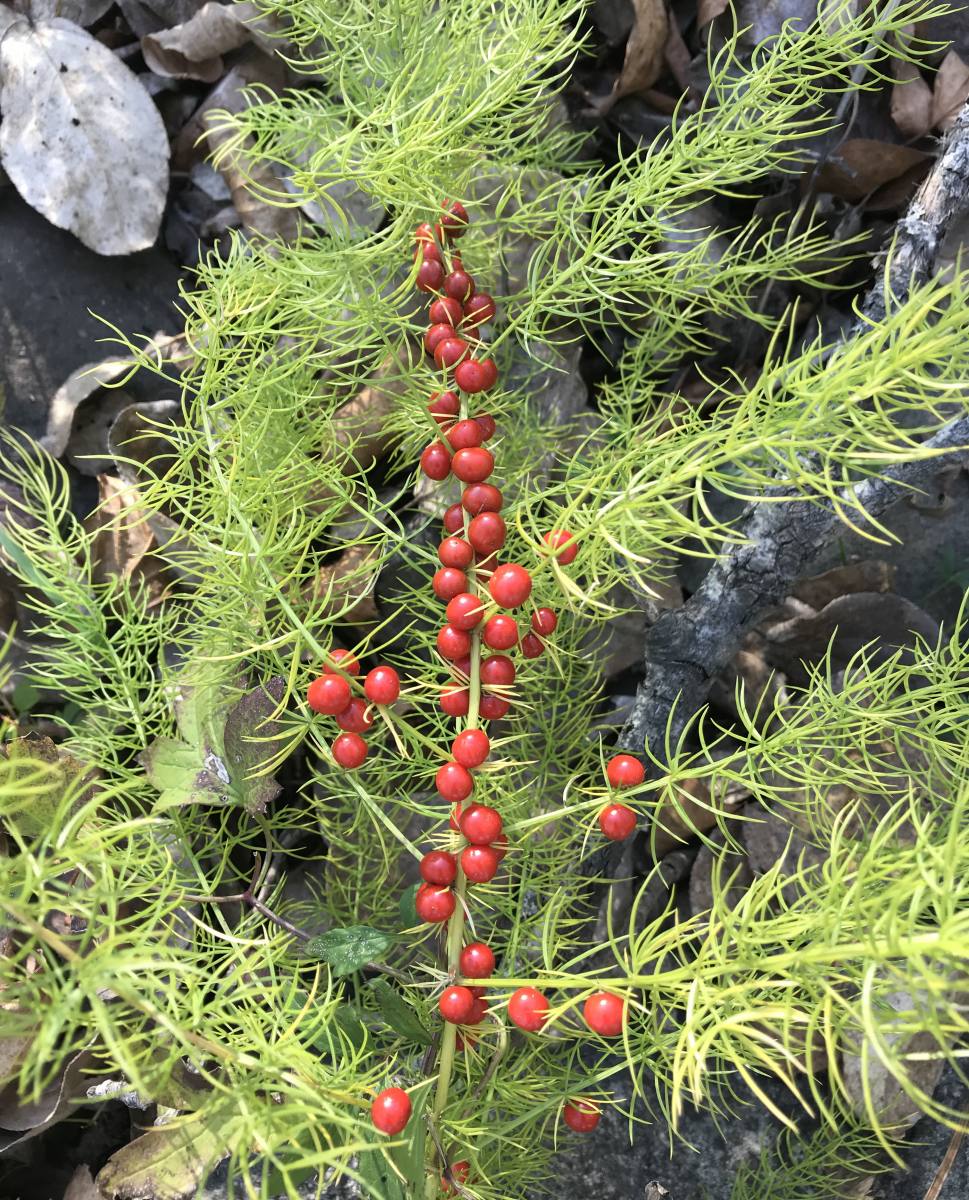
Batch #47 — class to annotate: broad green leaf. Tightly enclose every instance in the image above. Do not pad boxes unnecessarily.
[357,1147,406,1200]
[96,1118,228,1200]
[304,925,395,976]
[368,979,431,1046]
[397,884,419,930]
[389,1082,429,1193]
[0,734,95,838]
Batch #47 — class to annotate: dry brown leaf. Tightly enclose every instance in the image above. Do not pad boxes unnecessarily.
[305,543,381,625]
[789,560,894,610]
[813,139,933,203]
[601,0,669,112]
[142,1,277,82]
[652,776,746,856]
[932,50,969,131]
[891,57,934,139]
[697,0,729,27]
[663,7,694,96]
[83,475,165,596]
[63,1165,100,1200]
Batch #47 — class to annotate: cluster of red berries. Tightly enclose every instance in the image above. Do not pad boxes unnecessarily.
[598,753,644,841]
[306,650,401,769]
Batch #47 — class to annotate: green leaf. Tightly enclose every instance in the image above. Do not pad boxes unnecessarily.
[304,925,395,976]
[397,884,419,930]
[368,978,431,1046]
[357,1147,406,1200]
[96,1118,229,1200]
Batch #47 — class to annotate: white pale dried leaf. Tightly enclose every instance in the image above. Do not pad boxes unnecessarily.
[0,18,169,255]
[22,0,114,24]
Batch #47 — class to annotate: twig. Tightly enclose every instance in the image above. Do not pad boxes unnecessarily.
[620,101,969,782]
[923,1127,965,1200]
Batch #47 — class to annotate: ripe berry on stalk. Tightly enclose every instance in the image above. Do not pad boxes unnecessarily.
[332,732,367,769]
[463,292,497,327]
[447,419,484,451]
[416,259,444,292]
[424,323,455,355]
[452,728,490,767]
[479,693,510,720]
[452,655,471,677]
[415,240,441,263]
[437,624,471,660]
[364,666,400,706]
[442,1161,470,1195]
[480,655,515,687]
[414,222,435,245]
[445,593,483,630]
[433,567,468,601]
[520,632,544,659]
[307,674,351,715]
[452,447,494,483]
[583,991,626,1037]
[468,512,505,556]
[468,994,489,1023]
[460,803,502,844]
[543,529,578,564]
[606,754,645,788]
[493,832,508,861]
[439,537,474,569]
[508,987,549,1032]
[489,563,532,608]
[335,697,373,733]
[462,483,502,514]
[599,804,637,841]
[430,296,463,326]
[440,200,468,236]
[444,269,474,302]
[482,614,518,650]
[420,442,451,480]
[436,761,474,802]
[371,1087,411,1134]
[462,844,500,883]
[415,884,455,923]
[563,1100,601,1133]
[439,985,475,1024]
[454,358,497,394]
[459,941,495,978]
[420,850,457,886]
[532,608,557,636]
[475,413,496,441]
[325,649,359,676]
[443,504,464,534]
[440,685,470,717]
[434,337,469,370]
[429,391,460,423]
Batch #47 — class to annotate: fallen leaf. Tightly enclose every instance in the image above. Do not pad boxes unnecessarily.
[0,733,98,839]
[813,139,933,203]
[891,55,934,139]
[83,475,170,602]
[117,0,204,36]
[789,560,894,610]
[0,18,169,255]
[16,0,114,23]
[663,7,694,96]
[40,360,133,462]
[932,50,969,131]
[141,1,277,83]
[305,543,382,624]
[600,0,669,112]
[697,0,729,28]
[737,0,816,44]
[96,1118,228,1200]
[64,1165,101,1200]
[0,1048,97,1152]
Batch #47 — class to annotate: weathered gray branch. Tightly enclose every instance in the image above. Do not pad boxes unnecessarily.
[620,102,969,770]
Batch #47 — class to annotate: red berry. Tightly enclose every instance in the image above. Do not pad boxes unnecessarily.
[482,614,518,650]
[493,832,509,861]
[433,567,468,601]
[443,504,465,535]
[445,593,483,630]
[430,296,463,326]
[364,666,400,706]
[462,483,503,514]
[599,804,637,841]
[460,803,502,844]
[459,941,495,978]
[452,655,471,677]
[307,674,351,715]
[463,292,497,327]
[439,985,475,1024]
[543,529,578,565]
[429,391,460,424]
[417,259,444,292]
[332,732,367,769]
[461,844,500,883]
[449,803,463,830]
[455,1031,475,1051]
[468,511,505,556]
[440,200,469,236]
[508,986,549,1032]
[446,419,484,451]
[336,697,373,733]
[606,754,645,788]
[583,992,626,1037]
[415,884,455,923]
[532,608,557,636]
[489,564,532,608]
[454,358,497,394]
[437,624,472,661]
[371,1087,411,1134]
[452,728,490,767]
[440,686,470,717]
[436,761,474,802]
[443,269,475,302]
[420,850,457,886]
[468,994,489,1023]
[421,442,451,480]
[438,537,474,569]
[442,1161,470,1195]
[434,337,469,370]
[414,222,435,245]
[424,323,456,356]
[479,693,510,720]
[480,655,515,687]
[520,632,544,659]
[475,413,496,441]
[325,649,360,676]
[563,1100,601,1133]
[415,241,442,263]
[452,447,494,483]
